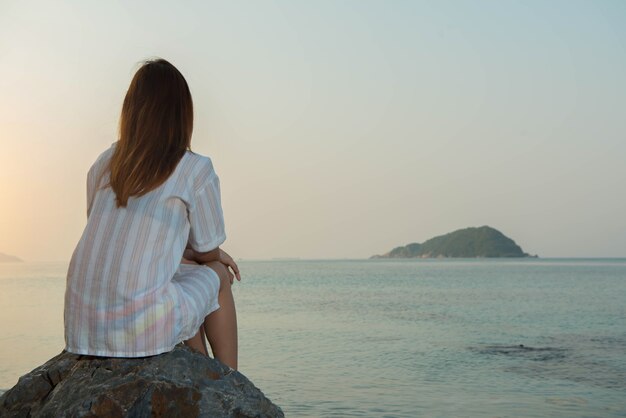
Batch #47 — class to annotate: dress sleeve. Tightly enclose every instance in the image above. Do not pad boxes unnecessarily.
[187,169,227,252]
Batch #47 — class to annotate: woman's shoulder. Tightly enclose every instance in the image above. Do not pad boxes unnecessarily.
[88,143,116,174]
[178,150,219,192]
[100,142,117,160]
[181,150,217,177]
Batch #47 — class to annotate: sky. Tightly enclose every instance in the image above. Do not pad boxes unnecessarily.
[1,0,625,261]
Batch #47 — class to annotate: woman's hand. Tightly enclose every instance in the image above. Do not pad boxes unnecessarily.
[181,246,241,283]
[219,249,241,283]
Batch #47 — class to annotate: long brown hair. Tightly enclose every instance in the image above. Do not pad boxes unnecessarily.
[109,58,193,207]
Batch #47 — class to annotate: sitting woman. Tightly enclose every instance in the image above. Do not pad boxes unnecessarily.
[63,58,240,370]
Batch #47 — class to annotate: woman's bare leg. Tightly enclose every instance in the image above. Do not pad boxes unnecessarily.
[203,261,238,370]
[183,326,208,355]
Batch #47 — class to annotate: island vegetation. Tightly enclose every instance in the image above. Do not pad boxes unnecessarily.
[371,226,536,259]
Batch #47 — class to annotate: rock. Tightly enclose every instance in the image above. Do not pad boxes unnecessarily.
[0,344,283,417]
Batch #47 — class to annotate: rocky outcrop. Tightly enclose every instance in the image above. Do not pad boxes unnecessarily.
[0,344,283,417]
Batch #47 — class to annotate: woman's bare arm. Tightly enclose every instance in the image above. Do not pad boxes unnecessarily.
[183,247,241,282]
[192,247,221,264]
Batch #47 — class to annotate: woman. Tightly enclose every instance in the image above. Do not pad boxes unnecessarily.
[63,58,240,370]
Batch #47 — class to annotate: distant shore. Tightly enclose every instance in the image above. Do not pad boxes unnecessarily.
[0,252,22,263]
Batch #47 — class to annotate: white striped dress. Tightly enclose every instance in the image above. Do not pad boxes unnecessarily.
[63,143,226,357]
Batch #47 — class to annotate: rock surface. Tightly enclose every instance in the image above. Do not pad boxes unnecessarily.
[0,344,283,417]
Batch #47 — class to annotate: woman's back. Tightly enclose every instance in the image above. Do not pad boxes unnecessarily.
[64,143,226,357]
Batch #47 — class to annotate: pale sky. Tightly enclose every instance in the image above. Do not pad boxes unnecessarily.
[1,0,625,261]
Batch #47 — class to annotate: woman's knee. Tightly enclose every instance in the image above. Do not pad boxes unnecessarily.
[205,261,233,289]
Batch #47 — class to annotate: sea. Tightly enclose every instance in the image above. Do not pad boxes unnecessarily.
[1,258,625,417]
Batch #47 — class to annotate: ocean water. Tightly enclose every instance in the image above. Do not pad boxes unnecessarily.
[1,259,625,417]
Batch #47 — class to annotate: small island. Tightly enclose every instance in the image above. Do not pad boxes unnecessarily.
[0,252,22,262]
[371,226,536,259]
